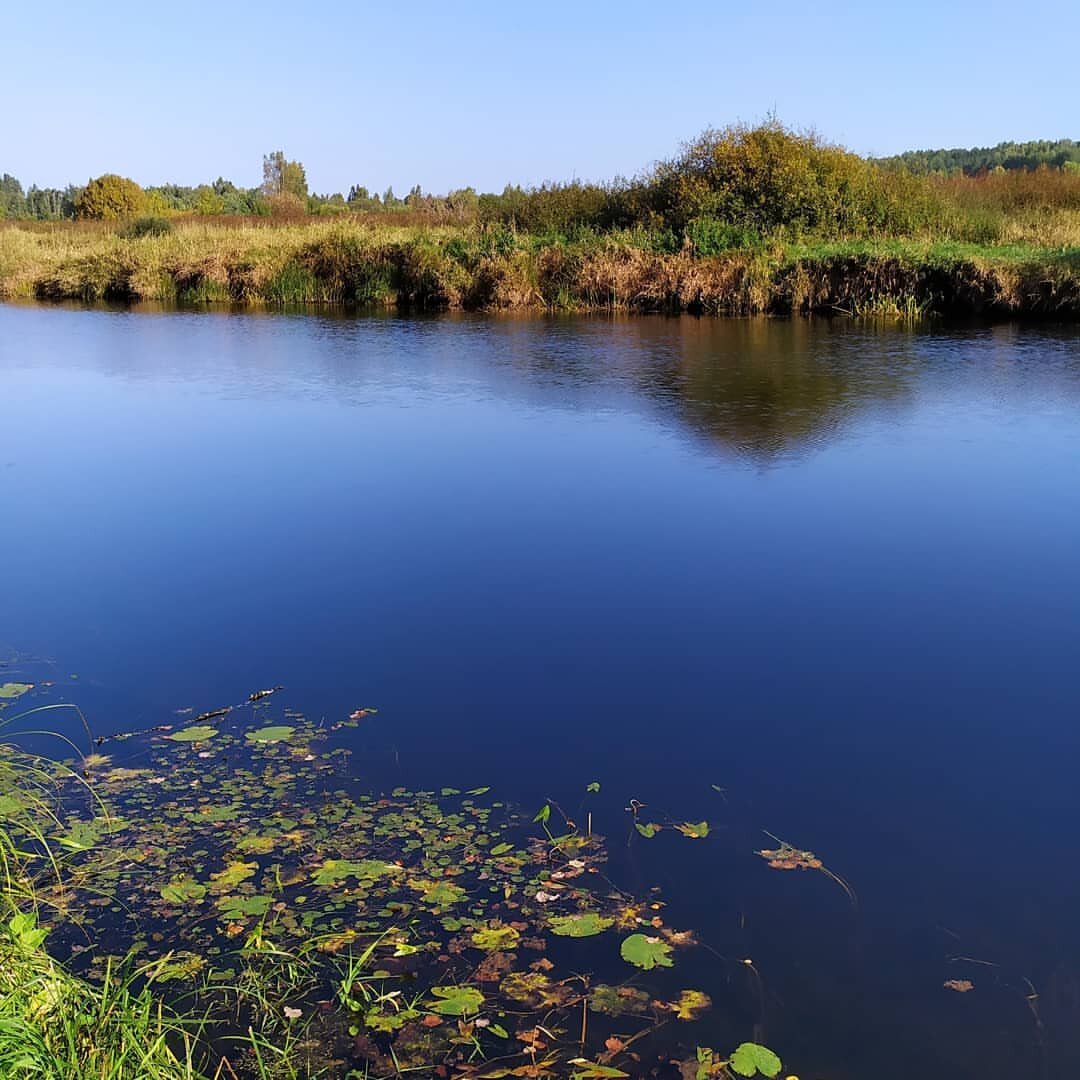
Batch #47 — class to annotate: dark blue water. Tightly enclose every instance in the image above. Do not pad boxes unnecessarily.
[3,302,1080,1079]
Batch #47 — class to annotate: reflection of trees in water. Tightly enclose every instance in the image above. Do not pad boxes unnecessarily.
[94,306,1077,465]
[457,313,923,462]
[615,316,920,461]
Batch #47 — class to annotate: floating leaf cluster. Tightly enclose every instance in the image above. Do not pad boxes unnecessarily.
[27,702,713,1078]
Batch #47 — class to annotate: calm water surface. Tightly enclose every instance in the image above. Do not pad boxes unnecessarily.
[2,303,1080,1079]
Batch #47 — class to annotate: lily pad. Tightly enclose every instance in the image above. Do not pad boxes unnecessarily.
[729,1043,782,1078]
[471,924,520,951]
[412,878,467,907]
[312,858,397,887]
[635,822,662,838]
[0,682,33,699]
[245,725,295,743]
[217,893,273,918]
[209,860,257,892]
[427,985,485,1015]
[160,877,207,905]
[674,821,710,839]
[673,988,711,1020]
[620,933,674,970]
[588,984,650,1016]
[166,725,218,742]
[549,913,613,938]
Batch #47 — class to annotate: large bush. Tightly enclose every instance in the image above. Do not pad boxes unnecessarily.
[75,174,147,220]
[647,121,941,238]
[478,181,618,235]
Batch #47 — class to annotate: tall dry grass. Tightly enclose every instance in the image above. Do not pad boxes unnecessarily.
[0,214,1077,317]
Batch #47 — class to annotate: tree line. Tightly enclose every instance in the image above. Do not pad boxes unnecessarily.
[875,138,1080,176]
[3,128,1078,249]
[0,150,485,222]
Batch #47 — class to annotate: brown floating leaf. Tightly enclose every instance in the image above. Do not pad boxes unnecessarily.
[944,979,974,993]
[756,832,858,906]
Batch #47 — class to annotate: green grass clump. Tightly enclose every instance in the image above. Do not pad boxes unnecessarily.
[0,928,203,1080]
[0,719,204,1079]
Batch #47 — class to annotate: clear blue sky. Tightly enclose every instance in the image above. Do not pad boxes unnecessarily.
[6,0,1078,194]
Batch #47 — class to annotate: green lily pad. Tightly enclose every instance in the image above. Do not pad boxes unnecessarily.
[166,725,218,742]
[412,879,467,907]
[673,988,711,1020]
[675,821,710,839]
[152,952,206,982]
[549,913,613,938]
[160,877,208,905]
[234,833,276,855]
[245,725,295,743]
[588,984,650,1016]
[471,924,520,951]
[427,985,485,1015]
[209,860,257,892]
[0,682,33,699]
[729,1043,782,1078]
[312,858,397,887]
[635,822,662,838]
[489,842,514,856]
[216,893,273,918]
[620,933,674,970]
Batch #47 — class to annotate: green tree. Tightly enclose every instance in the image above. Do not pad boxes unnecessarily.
[0,174,27,219]
[194,185,226,214]
[74,174,147,220]
[261,151,308,199]
[26,186,67,220]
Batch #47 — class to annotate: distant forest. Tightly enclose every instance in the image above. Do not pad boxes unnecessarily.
[3,134,1079,224]
[876,138,1080,176]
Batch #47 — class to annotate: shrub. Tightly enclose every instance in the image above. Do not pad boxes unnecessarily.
[479,181,617,236]
[686,217,761,254]
[647,120,942,239]
[264,192,308,218]
[74,174,147,220]
[122,215,173,239]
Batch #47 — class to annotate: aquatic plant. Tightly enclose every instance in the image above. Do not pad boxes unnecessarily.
[0,683,746,1079]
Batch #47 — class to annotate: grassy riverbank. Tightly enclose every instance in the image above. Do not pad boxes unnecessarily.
[3,122,1079,317]
[2,218,1078,317]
